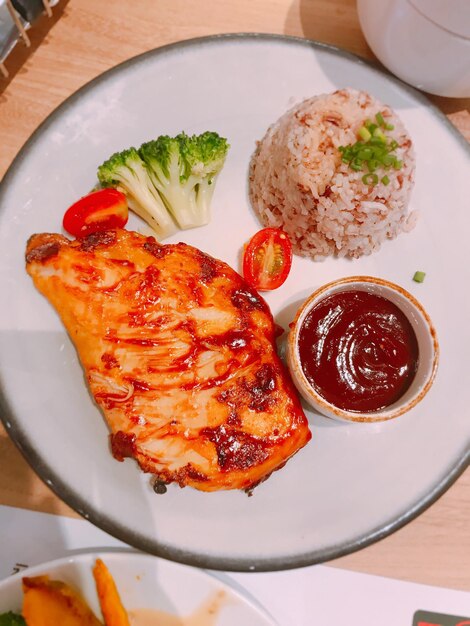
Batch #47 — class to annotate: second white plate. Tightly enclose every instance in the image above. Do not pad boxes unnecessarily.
[0,551,276,625]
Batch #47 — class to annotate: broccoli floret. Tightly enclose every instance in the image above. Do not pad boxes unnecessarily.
[139,136,188,226]
[97,148,177,239]
[139,132,229,230]
[0,613,26,626]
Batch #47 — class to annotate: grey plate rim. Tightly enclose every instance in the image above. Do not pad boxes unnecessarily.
[0,32,469,573]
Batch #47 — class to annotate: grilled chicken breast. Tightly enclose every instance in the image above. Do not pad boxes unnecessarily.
[26,229,311,491]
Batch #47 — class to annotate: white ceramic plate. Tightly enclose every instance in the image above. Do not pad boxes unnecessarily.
[0,34,469,571]
[0,551,276,624]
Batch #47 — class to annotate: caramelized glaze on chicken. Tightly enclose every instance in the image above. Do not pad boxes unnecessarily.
[25,229,311,491]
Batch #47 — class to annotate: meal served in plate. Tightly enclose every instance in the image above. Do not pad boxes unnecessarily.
[1,558,228,626]
[249,88,416,260]
[2,559,119,626]
[25,228,311,492]
[22,88,423,494]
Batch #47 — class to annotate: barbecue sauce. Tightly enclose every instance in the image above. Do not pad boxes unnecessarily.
[298,290,419,412]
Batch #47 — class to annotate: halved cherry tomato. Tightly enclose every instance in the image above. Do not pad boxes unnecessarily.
[62,188,128,238]
[243,228,293,291]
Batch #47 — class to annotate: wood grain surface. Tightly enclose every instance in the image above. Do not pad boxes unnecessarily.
[0,0,469,592]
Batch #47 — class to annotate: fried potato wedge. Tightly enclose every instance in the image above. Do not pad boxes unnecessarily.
[92,560,130,626]
[22,576,102,626]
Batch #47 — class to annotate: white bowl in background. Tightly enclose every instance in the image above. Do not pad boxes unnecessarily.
[357,0,470,97]
[287,276,439,423]
[0,551,276,625]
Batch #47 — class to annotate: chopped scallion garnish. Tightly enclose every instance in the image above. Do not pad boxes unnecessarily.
[365,122,378,135]
[358,126,371,142]
[369,136,386,147]
[413,271,426,283]
[358,148,373,160]
[373,127,387,143]
[376,111,386,127]
[362,173,378,185]
[338,115,403,186]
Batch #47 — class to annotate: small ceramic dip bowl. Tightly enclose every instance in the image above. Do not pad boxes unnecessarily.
[287,276,439,423]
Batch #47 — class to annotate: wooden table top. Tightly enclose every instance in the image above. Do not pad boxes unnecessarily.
[0,0,469,592]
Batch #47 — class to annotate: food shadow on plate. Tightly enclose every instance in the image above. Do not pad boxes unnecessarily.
[282,0,421,110]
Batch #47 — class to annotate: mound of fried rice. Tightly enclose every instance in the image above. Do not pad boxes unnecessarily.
[249,88,416,260]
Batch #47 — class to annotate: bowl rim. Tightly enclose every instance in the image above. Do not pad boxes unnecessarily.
[287,275,440,423]
[406,0,470,42]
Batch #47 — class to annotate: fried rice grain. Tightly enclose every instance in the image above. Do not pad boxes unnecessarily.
[249,88,416,260]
